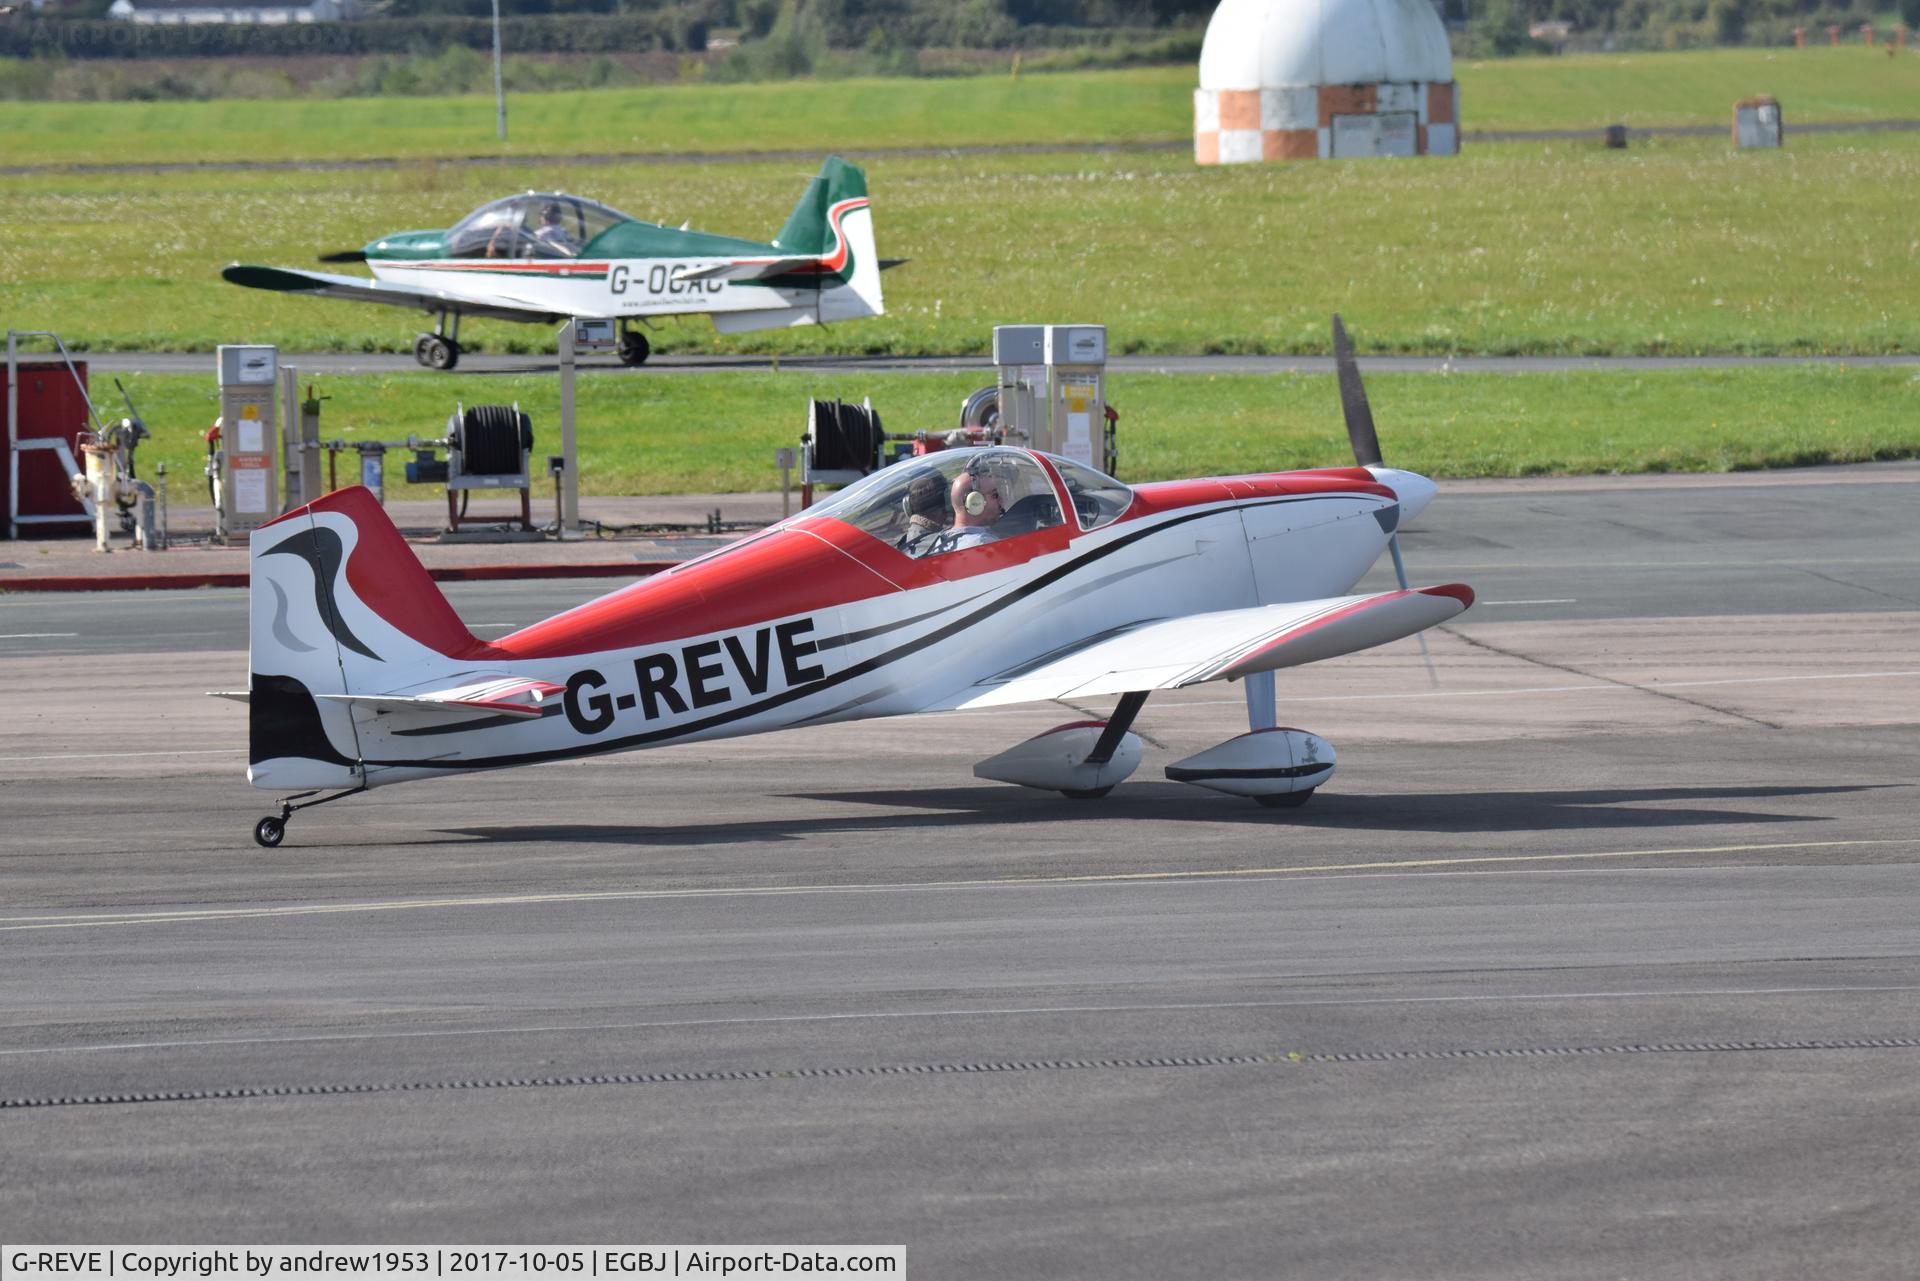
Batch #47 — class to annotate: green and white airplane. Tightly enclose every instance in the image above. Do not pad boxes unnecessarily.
[222,156,890,371]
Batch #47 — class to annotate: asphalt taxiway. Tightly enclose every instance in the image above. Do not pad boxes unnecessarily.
[3,467,1918,1276]
[84,350,1920,377]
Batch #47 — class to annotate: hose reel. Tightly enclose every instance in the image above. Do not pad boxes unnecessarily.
[444,402,536,532]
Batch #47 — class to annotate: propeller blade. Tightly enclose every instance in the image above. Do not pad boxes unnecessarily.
[1331,313,1382,468]
[318,250,367,264]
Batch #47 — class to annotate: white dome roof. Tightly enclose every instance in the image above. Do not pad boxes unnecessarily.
[1198,0,1453,90]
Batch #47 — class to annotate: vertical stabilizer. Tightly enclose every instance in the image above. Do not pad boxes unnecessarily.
[247,487,483,789]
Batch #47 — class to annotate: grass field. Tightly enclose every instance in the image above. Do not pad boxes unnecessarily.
[6,136,1917,359]
[87,364,1920,504]
[6,48,1916,494]
[0,49,1914,168]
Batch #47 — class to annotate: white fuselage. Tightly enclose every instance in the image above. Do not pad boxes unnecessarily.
[369,257,792,320]
[249,477,1412,792]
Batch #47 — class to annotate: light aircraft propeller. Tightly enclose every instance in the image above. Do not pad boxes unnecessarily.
[1332,312,1437,684]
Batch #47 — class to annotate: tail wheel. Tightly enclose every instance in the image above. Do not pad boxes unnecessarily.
[618,331,651,366]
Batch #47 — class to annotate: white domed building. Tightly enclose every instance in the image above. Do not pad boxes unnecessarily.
[1194,0,1459,163]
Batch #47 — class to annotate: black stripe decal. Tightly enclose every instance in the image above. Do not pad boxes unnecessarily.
[351,493,1378,771]
[816,592,986,651]
[260,525,381,662]
[390,704,566,737]
[1165,763,1334,783]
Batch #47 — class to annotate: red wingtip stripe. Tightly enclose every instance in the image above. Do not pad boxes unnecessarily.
[1419,583,1476,608]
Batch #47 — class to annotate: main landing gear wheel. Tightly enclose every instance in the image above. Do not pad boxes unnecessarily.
[618,330,651,366]
[1257,789,1315,810]
[414,333,461,371]
[1061,786,1114,800]
[253,816,285,848]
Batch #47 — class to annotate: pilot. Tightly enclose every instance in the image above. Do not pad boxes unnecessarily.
[531,202,579,256]
[895,471,947,557]
[925,464,1005,554]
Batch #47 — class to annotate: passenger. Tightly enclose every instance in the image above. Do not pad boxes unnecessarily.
[925,466,1005,554]
[531,202,579,256]
[896,472,947,557]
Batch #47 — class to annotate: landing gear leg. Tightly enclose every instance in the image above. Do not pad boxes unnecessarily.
[253,781,369,848]
[617,321,651,367]
[414,311,462,370]
[1244,670,1276,731]
[1061,690,1149,800]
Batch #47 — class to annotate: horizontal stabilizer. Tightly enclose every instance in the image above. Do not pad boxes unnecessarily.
[317,674,566,721]
[942,585,1474,710]
[672,257,825,285]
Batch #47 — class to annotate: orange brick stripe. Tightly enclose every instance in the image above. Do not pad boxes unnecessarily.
[1195,81,1460,164]
[1263,130,1318,160]
[1317,84,1377,127]
[1218,89,1261,131]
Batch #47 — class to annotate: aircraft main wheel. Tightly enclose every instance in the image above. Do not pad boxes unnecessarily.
[1061,786,1113,800]
[1256,789,1315,810]
[415,333,460,371]
[618,330,652,366]
[254,816,286,847]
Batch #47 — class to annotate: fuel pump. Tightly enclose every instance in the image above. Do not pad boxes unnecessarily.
[214,344,279,541]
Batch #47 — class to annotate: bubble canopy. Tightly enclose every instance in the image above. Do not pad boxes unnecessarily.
[444,194,634,259]
[807,448,1132,556]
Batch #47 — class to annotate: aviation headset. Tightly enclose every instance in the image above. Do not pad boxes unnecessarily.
[959,455,1005,517]
[900,472,944,518]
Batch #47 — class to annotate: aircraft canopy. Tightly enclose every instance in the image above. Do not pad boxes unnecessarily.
[445,193,634,259]
[813,448,1132,556]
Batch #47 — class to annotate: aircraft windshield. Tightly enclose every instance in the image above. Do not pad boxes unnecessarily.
[445,193,632,259]
[1052,455,1133,529]
[812,448,1107,557]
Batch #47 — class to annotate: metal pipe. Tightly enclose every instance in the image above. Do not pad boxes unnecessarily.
[6,329,17,541]
[491,0,507,142]
[129,479,157,550]
[558,320,580,534]
[155,462,169,550]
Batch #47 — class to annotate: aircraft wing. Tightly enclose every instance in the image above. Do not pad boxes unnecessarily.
[316,674,567,722]
[940,585,1473,711]
[222,264,566,325]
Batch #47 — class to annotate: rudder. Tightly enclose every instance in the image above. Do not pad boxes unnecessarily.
[247,486,484,789]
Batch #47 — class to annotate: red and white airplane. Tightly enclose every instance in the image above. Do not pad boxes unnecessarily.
[223,321,1472,845]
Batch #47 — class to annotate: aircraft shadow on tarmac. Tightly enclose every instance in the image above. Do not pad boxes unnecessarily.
[440,782,1896,846]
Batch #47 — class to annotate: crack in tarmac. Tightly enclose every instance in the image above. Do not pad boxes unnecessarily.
[1436,625,1785,730]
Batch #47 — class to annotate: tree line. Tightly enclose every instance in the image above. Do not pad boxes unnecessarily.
[5,0,1915,64]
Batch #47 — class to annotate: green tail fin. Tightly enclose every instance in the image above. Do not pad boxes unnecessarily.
[773,156,868,255]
